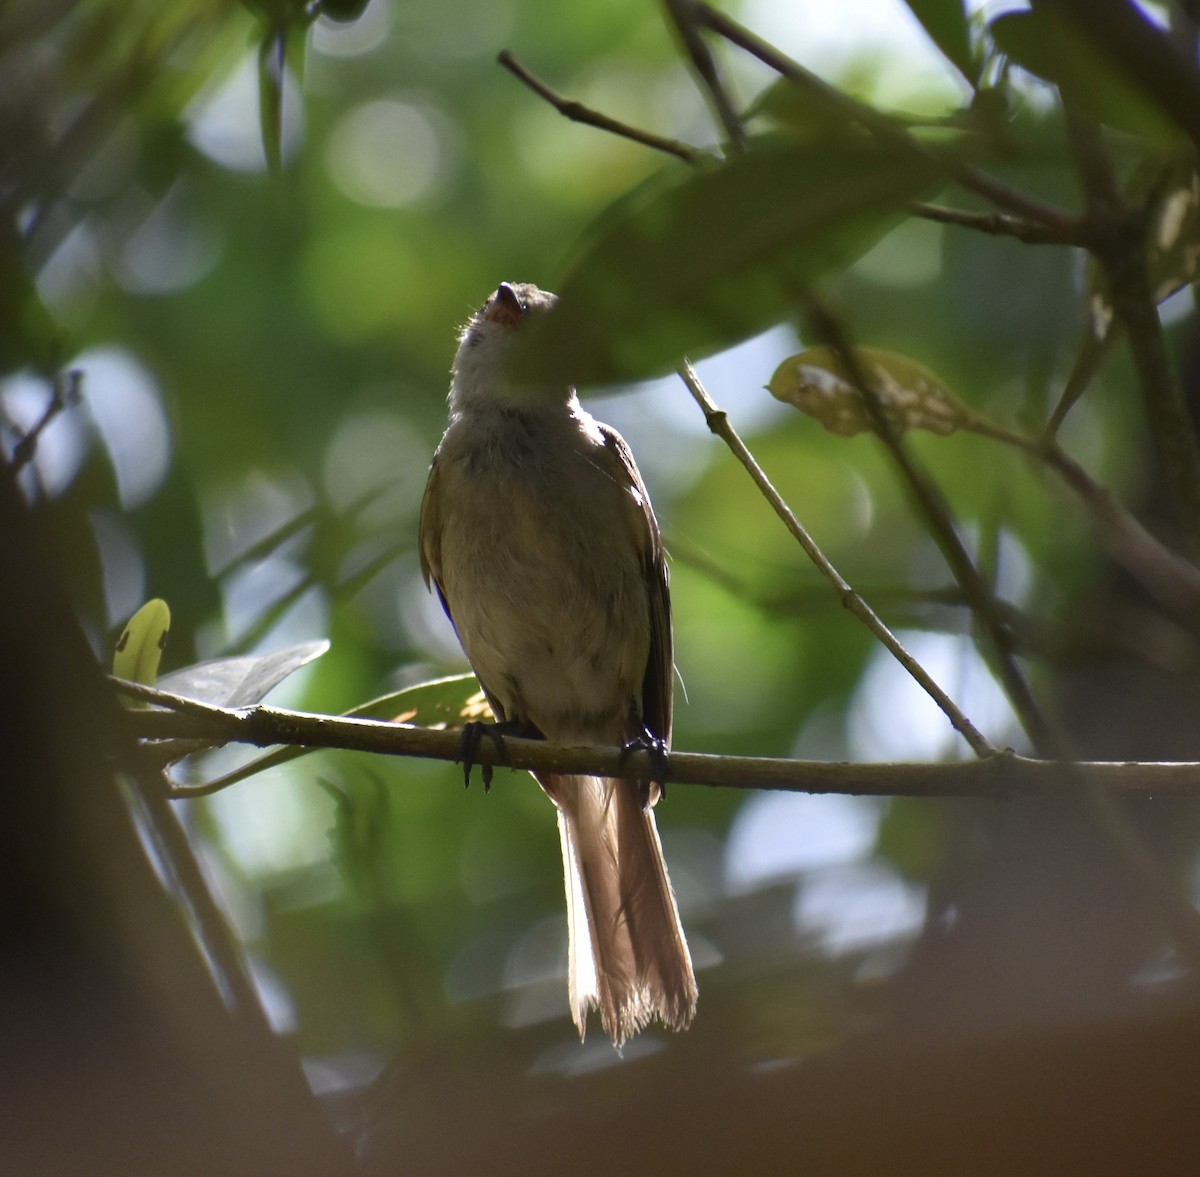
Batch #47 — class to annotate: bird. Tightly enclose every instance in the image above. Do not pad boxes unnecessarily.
[418,281,697,1044]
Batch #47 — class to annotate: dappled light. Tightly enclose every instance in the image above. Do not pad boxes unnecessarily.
[2,373,89,497]
[850,629,1023,760]
[78,347,172,508]
[326,98,460,208]
[8,0,1200,1174]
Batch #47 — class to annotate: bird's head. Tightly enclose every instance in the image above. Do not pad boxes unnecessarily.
[450,282,567,411]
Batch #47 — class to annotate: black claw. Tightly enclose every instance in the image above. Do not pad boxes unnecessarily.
[619,724,670,808]
[457,722,498,791]
[457,717,533,792]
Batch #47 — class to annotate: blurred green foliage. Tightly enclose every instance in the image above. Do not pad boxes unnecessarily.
[7,0,1200,1171]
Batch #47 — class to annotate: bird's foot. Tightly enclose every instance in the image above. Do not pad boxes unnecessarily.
[619,723,670,808]
[457,717,533,791]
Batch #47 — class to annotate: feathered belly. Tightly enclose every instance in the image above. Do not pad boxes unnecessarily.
[438,485,650,743]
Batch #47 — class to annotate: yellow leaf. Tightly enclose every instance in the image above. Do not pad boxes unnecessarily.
[768,346,970,437]
[113,598,171,686]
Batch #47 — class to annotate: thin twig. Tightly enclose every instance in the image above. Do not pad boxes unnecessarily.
[911,201,1091,247]
[9,369,81,473]
[801,303,1061,756]
[497,50,704,165]
[125,761,272,1024]
[113,677,1200,798]
[674,362,996,758]
[1033,439,1200,626]
[667,531,1006,619]
[1041,318,1118,442]
[661,0,747,151]
[964,411,1200,628]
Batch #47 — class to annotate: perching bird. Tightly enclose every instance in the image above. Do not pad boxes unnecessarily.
[418,281,697,1044]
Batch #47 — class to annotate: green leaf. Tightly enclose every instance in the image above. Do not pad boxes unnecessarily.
[989,10,1180,142]
[516,139,942,386]
[749,79,860,144]
[156,639,329,707]
[318,0,372,23]
[178,673,488,791]
[358,672,490,728]
[901,0,974,83]
[768,345,971,437]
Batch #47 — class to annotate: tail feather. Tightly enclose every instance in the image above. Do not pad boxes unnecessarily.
[545,772,697,1045]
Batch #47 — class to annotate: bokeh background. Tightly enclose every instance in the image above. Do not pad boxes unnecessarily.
[6,0,1200,1173]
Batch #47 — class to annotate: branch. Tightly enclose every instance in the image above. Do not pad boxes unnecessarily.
[1033,439,1200,627]
[667,531,1016,622]
[944,409,1200,631]
[1041,318,1117,441]
[801,303,1062,757]
[8,369,81,473]
[676,353,1200,962]
[497,50,704,165]
[661,0,747,151]
[502,4,1087,239]
[115,678,1200,798]
[910,201,1091,247]
[675,362,996,759]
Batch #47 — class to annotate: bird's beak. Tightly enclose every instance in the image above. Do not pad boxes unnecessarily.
[488,282,526,328]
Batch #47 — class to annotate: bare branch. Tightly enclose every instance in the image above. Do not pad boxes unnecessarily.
[674,362,997,759]
[114,678,1200,799]
[911,201,1091,247]
[8,369,81,474]
[661,0,747,151]
[1041,319,1117,442]
[800,302,1063,757]
[940,406,1200,630]
[1037,440,1200,627]
[497,50,704,165]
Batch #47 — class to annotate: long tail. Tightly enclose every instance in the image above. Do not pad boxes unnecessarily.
[540,772,697,1045]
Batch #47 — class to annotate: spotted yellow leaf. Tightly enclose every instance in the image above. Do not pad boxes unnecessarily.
[769,346,970,437]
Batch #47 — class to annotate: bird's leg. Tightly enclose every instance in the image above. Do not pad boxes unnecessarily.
[619,711,670,807]
[457,716,536,791]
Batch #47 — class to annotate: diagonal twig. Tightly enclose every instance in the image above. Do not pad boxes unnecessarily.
[661,0,747,151]
[497,50,704,164]
[8,369,82,474]
[675,361,996,758]
[801,302,1062,756]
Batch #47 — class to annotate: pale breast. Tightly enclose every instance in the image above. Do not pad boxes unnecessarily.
[433,405,651,744]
